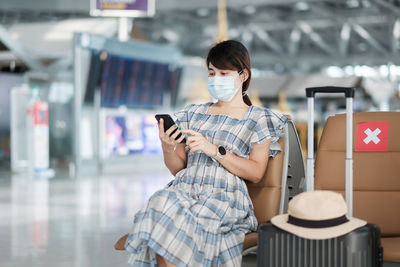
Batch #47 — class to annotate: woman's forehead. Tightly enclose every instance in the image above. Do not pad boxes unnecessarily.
[208,62,236,72]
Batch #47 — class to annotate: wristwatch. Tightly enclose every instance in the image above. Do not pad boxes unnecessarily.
[213,146,226,161]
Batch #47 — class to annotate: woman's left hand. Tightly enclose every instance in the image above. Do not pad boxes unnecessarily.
[180,129,217,158]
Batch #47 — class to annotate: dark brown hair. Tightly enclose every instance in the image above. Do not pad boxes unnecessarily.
[206,40,252,106]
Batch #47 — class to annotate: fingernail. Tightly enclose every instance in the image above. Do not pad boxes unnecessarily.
[174,125,177,128]
[179,127,182,130]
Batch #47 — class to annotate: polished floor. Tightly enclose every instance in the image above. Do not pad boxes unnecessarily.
[0,170,177,267]
[0,168,257,267]
[1,169,397,267]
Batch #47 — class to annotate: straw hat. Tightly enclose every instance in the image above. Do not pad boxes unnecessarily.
[271,190,366,240]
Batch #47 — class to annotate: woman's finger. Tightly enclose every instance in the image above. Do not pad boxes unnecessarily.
[186,135,202,143]
[159,120,175,144]
[187,141,198,149]
[180,129,199,136]
[176,134,186,144]
[165,124,178,136]
[189,144,202,153]
[188,139,203,149]
[158,118,164,135]
[169,127,182,141]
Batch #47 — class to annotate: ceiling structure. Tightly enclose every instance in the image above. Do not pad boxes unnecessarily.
[135,0,400,72]
[0,0,399,73]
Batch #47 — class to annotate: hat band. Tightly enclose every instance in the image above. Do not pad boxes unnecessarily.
[288,215,349,228]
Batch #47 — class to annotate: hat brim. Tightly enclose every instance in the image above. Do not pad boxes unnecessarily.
[270,214,367,240]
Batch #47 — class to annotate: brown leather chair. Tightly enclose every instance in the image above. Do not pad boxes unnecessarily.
[242,137,286,251]
[115,120,305,254]
[243,120,305,252]
[314,112,400,262]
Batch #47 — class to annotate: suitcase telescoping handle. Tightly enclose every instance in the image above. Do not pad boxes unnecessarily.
[306,86,355,216]
[306,87,355,98]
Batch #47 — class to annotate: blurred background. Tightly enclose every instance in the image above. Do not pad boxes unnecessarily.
[0,0,399,266]
[0,0,399,173]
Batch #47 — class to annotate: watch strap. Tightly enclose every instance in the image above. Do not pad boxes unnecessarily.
[213,146,226,161]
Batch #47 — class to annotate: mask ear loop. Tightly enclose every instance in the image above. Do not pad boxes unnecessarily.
[238,70,247,96]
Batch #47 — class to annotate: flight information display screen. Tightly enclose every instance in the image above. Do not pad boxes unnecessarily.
[90,0,155,17]
[98,53,182,108]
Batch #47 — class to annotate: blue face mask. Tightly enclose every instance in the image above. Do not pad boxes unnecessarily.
[207,71,242,102]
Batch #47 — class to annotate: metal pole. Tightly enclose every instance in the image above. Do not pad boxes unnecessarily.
[306,97,314,191]
[345,97,353,216]
[118,17,130,42]
[94,88,102,175]
[73,33,83,178]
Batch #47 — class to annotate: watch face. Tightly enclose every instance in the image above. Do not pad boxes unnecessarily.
[218,146,226,155]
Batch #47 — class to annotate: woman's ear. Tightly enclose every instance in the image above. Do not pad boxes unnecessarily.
[241,69,249,82]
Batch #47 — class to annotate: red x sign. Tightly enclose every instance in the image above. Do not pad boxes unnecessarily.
[356,121,389,152]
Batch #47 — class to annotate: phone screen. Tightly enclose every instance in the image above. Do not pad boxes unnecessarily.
[155,114,186,143]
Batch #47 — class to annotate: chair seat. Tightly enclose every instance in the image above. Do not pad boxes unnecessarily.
[115,234,128,250]
[382,237,400,261]
[243,232,258,251]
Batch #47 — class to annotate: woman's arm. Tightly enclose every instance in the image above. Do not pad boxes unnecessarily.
[218,140,270,183]
[158,119,187,176]
[162,144,187,176]
[181,129,270,183]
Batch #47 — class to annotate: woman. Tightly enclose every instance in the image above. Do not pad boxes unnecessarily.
[125,40,288,266]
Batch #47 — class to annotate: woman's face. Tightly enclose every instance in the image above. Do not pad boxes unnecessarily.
[208,62,243,89]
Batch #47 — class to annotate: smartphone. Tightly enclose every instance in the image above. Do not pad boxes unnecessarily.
[155,114,186,144]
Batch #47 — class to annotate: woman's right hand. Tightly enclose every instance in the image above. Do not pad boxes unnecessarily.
[158,118,185,152]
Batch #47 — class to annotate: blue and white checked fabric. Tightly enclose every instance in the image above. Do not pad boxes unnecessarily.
[126,102,288,266]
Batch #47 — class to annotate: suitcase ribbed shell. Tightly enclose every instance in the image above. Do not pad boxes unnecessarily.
[257,223,383,267]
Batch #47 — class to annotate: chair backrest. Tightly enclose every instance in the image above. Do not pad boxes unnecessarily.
[246,121,305,225]
[315,112,400,237]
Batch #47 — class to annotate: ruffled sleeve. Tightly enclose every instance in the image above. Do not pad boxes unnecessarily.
[173,104,197,130]
[249,108,289,157]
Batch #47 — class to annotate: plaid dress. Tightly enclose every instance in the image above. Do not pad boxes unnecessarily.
[126,102,288,266]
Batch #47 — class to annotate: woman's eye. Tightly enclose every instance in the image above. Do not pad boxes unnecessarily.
[208,73,215,76]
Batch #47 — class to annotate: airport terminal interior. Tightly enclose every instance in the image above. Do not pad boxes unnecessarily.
[0,0,400,266]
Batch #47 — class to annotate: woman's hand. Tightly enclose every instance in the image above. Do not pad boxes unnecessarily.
[158,119,185,153]
[180,129,217,158]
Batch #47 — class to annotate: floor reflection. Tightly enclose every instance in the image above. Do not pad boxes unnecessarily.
[11,177,49,259]
[0,171,172,267]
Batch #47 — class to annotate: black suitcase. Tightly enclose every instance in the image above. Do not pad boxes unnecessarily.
[257,222,383,267]
[256,87,383,267]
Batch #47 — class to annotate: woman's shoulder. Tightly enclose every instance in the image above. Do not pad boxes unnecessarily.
[180,102,212,114]
[250,105,287,121]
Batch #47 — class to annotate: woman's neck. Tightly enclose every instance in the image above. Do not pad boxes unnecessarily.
[215,98,248,108]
